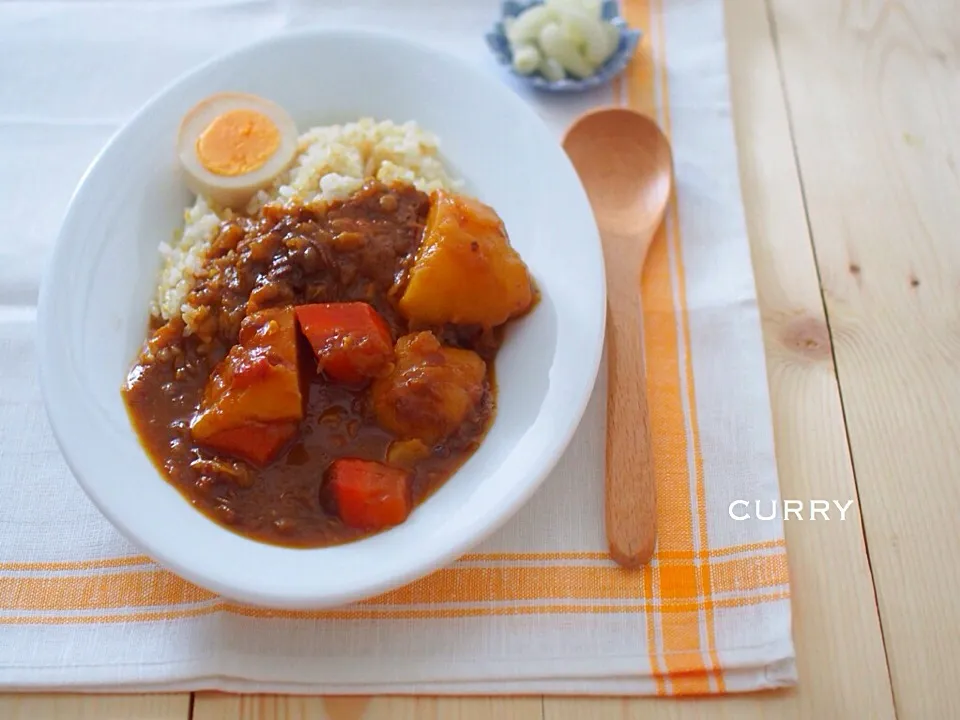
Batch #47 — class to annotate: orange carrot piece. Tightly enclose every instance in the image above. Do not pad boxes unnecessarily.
[327,458,412,530]
[295,302,394,384]
[201,421,297,466]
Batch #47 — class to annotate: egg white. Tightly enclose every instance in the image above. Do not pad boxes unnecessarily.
[177,91,299,210]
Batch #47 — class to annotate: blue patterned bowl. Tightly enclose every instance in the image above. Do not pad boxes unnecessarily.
[486,0,642,93]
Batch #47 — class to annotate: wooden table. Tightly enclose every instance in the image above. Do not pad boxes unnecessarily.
[4,0,958,716]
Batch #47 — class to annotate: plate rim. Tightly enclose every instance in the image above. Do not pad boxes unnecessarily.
[36,25,608,608]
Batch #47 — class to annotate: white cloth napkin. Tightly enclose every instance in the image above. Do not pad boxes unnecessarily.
[0,0,796,695]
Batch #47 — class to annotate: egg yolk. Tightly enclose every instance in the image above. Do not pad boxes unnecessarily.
[195,109,281,177]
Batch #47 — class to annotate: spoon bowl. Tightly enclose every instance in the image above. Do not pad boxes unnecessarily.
[563,106,674,568]
[564,107,674,244]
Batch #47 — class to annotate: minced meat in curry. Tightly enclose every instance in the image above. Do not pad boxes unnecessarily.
[122,181,536,548]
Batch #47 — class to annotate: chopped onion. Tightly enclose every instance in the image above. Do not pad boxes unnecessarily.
[561,11,609,64]
[539,21,595,78]
[512,43,542,75]
[584,17,620,65]
[504,0,622,82]
[506,5,558,45]
[579,0,603,19]
[539,56,567,82]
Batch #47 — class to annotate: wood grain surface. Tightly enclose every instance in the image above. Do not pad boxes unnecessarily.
[5,0,958,717]
[546,0,897,715]
[0,694,190,720]
[768,0,960,717]
[191,695,544,720]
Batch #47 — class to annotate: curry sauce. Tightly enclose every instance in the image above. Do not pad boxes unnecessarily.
[123,181,530,548]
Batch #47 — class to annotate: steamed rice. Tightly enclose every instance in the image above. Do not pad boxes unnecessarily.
[150,118,462,324]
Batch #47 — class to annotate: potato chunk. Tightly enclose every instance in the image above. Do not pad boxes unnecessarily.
[190,306,303,464]
[398,190,534,328]
[371,331,486,444]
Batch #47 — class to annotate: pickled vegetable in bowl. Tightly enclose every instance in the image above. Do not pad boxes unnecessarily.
[486,0,641,92]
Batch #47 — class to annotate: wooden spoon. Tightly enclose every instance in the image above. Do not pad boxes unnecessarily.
[562,107,674,568]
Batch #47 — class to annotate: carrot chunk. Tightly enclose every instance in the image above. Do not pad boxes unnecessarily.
[327,458,413,531]
[200,421,297,466]
[295,302,393,384]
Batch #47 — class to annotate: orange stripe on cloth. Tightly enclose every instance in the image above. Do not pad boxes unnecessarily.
[656,0,724,693]
[0,570,215,611]
[0,554,789,613]
[0,539,788,574]
[462,540,785,563]
[631,0,702,695]
[0,556,152,571]
[653,0,725,694]
[0,591,790,627]
[650,0,729,692]
[623,0,724,695]
[623,0,666,696]
[624,0,656,117]
[464,538,786,568]
[0,539,788,573]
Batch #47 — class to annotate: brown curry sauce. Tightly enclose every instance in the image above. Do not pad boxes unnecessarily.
[122,182,505,548]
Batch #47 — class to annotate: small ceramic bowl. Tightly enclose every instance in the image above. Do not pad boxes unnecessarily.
[486,0,642,93]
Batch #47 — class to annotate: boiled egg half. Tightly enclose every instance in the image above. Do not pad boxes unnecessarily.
[177,92,299,210]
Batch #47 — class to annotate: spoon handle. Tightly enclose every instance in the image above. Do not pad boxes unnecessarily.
[604,250,657,568]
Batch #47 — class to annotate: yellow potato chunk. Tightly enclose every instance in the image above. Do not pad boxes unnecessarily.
[398,190,534,328]
[190,306,303,464]
[371,331,487,444]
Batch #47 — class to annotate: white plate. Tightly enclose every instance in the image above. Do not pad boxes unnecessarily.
[37,27,605,609]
